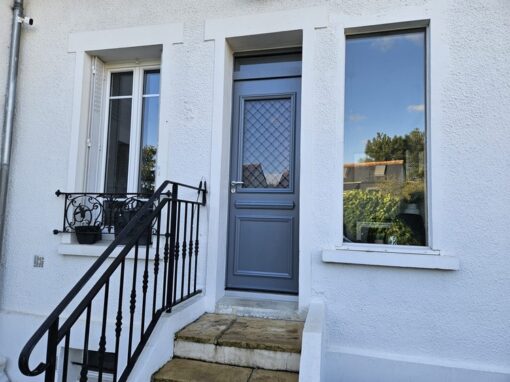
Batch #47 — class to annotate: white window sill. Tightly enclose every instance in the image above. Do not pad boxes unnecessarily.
[58,242,159,259]
[322,246,459,271]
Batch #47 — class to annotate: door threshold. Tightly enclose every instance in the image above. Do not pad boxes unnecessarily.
[217,293,305,321]
[224,289,298,302]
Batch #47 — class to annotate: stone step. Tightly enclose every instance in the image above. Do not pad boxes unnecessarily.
[173,313,304,372]
[153,358,299,382]
[216,296,305,320]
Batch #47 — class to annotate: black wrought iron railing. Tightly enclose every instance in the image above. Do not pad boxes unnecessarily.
[19,180,207,382]
[53,190,155,237]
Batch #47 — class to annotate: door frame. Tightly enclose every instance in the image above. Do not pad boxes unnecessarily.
[203,9,328,312]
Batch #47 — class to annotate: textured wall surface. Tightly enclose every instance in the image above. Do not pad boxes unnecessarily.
[0,0,509,381]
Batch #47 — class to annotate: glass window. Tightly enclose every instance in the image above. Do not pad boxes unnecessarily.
[343,30,427,246]
[104,67,160,194]
[139,70,160,193]
[105,72,133,193]
[241,97,292,189]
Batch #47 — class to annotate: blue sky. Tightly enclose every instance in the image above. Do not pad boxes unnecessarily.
[344,31,426,163]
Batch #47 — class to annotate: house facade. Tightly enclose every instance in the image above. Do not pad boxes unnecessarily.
[0,0,509,381]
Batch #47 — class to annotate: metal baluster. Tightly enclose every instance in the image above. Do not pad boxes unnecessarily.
[62,331,70,382]
[128,241,139,358]
[44,319,58,382]
[172,201,181,305]
[166,184,178,311]
[194,207,200,293]
[79,304,92,382]
[181,203,189,301]
[63,193,69,233]
[153,211,161,316]
[162,202,170,308]
[188,205,194,296]
[113,260,125,382]
[97,281,109,382]
[141,223,151,337]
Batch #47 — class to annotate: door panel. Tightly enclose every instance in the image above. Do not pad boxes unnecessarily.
[227,72,301,294]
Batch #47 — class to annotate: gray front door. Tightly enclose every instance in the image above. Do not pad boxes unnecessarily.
[226,53,301,294]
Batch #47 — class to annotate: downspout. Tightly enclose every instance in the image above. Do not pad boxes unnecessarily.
[0,1,32,281]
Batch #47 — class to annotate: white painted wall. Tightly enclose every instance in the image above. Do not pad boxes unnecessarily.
[0,1,509,381]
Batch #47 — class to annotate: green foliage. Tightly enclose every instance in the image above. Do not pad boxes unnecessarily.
[343,189,419,245]
[364,128,425,180]
[140,145,157,193]
[365,132,406,161]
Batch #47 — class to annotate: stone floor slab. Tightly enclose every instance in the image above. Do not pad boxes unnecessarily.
[218,316,303,353]
[249,369,299,382]
[175,313,235,344]
[153,358,252,382]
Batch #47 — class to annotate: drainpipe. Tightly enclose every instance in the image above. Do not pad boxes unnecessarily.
[0,1,32,282]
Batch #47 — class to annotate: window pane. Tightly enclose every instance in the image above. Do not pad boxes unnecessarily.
[110,72,133,96]
[139,97,159,193]
[242,98,292,189]
[105,98,132,193]
[139,70,160,193]
[343,30,427,246]
[143,70,160,95]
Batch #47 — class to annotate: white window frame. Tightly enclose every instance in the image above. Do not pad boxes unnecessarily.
[323,17,458,270]
[100,62,160,193]
[62,24,182,249]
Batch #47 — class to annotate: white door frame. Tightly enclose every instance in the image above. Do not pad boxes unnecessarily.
[203,7,328,311]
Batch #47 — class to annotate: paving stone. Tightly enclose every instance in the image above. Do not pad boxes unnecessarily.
[249,369,299,382]
[153,358,252,382]
[218,316,303,353]
[175,313,235,344]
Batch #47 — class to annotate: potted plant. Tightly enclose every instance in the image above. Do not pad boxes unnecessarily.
[75,224,102,244]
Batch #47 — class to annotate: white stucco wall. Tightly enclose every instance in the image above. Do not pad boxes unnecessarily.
[0,1,509,381]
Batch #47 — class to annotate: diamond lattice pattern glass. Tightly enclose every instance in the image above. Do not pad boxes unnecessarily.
[241,98,292,189]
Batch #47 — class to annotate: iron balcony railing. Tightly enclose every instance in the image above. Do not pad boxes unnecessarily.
[53,190,155,237]
[19,180,207,382]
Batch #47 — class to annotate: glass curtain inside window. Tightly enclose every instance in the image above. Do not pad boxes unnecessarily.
[343,30,427,246]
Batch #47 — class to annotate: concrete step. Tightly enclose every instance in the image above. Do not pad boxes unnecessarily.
[216,296,305,320]
[153,358,299,382]
[173,313,304,372]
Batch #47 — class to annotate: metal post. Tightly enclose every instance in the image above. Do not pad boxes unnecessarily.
[44,319,58,382]
[165,183,178,311]
[0,0,24,294]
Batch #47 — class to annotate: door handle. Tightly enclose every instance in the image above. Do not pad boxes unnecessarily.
[230,180,244,193]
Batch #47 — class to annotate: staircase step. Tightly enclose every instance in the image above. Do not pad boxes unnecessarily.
[174,313,304,371]
[249,368,299,382]
[216,296,305,320]
[176,313,235,344]
[153,358,298,382]
[218,315,302,353]
[153,358,251,382]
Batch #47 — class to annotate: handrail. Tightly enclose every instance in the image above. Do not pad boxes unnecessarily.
[18,180,207,381]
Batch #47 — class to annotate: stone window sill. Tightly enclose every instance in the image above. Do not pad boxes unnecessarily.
[322,245,459,271]
[58,242,159,259]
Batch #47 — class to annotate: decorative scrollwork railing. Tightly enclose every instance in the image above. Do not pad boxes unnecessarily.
[53,191,158,236]
[19,180,207,382]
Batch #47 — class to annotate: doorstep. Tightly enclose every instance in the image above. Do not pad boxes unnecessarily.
[216,296,305,320]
